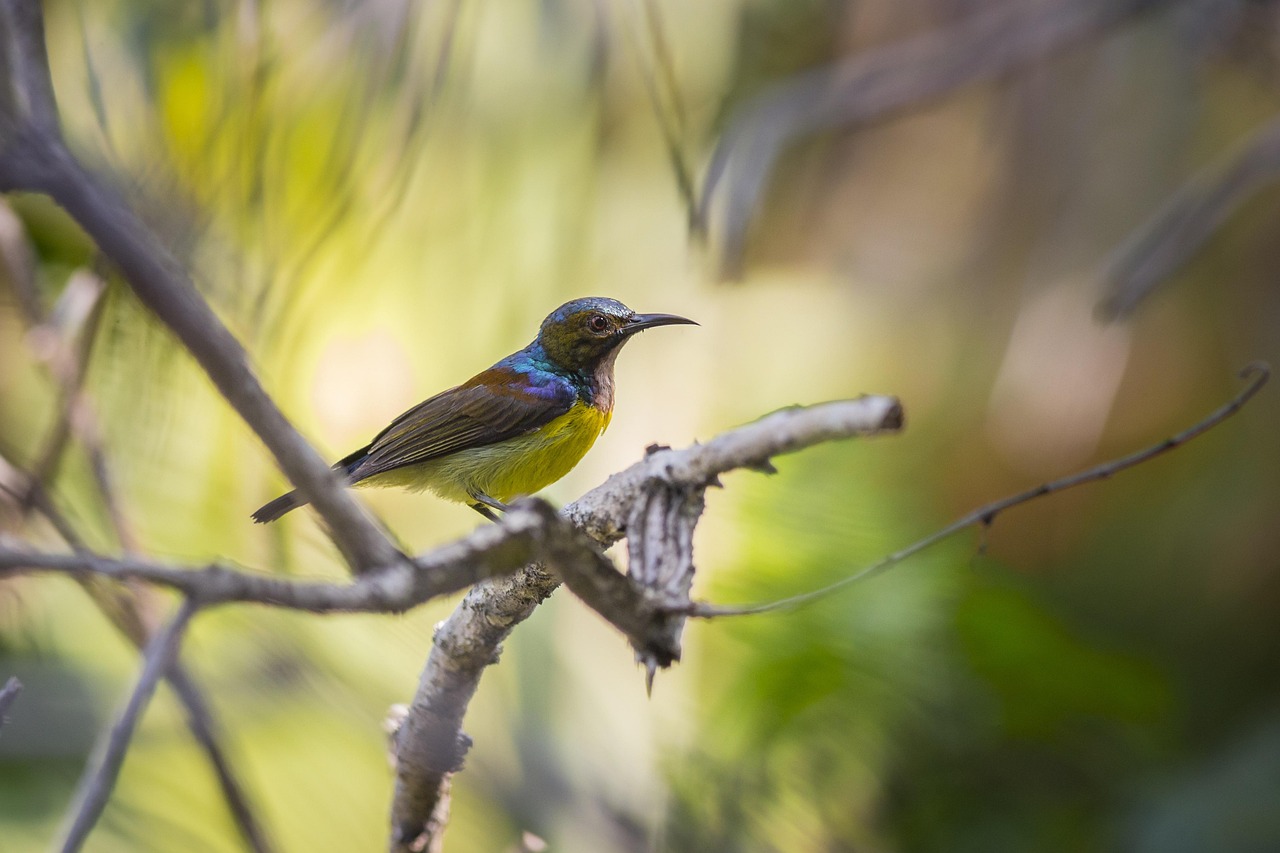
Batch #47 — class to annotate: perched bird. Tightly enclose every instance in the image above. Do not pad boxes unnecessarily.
[252,297,696,523]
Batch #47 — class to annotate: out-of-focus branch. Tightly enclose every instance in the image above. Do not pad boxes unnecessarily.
[8,454,268,852]
[0,0,58,135]
[1099,116,1280,318]
[0,0,400,574]
[0,205,275,850]
[387,395,905,852]
[14,266,109,510]
[57,599,198,853]
[619,0,698,227]
[166,665,275,853]
[0,197,42,324]
[698,0,1175,275]
[0,676,21,729]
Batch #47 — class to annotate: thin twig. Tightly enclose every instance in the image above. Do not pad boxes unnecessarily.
[57,599,199,853]
[689,362,1270,618]
[0,199,43,322]
[164,665,275,853]
[20,269,110,508]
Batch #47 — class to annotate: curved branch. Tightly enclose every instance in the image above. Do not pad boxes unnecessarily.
[691,362,1271,617]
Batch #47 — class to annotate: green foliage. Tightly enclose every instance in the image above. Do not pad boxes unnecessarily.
[4,1,1280,851]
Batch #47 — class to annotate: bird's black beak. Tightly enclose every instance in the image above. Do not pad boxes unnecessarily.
[621,312,698,336]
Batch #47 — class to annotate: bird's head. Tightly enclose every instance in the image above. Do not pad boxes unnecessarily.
[536,297,696,373]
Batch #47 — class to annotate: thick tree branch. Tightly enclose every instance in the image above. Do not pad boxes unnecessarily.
[57,599,198,853]
[387,395,904,852]
[0,397,905,615]
[0,0,399,574]
[565,396,905,541]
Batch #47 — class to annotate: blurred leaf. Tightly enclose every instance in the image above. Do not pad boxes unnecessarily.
[957,583,1172,740]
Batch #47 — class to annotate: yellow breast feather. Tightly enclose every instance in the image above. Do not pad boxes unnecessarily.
[362,401,612,504]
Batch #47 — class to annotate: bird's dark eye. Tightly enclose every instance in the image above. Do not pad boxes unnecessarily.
[589,314,609,333]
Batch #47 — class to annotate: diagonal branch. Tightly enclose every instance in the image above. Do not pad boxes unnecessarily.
[0,0,400,574]
[57,599,199,853]
[164,665,275,853]
[1099,116,1280,318]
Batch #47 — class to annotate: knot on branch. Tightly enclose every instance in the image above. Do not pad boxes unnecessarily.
[625,479,705,690]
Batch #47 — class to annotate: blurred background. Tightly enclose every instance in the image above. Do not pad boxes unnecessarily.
[2,0,1279,850]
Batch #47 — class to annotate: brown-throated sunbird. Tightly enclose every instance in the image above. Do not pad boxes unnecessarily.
[251,297,696,523]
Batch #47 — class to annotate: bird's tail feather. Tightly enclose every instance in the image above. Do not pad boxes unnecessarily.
[251,448,367,524]
[251,490,304,524]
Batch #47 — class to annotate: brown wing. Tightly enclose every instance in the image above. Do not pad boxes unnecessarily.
[345,366,576,483]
